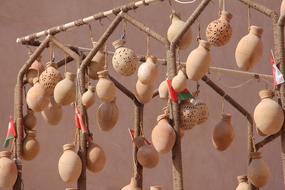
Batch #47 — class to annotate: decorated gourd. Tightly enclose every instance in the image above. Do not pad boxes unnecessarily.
[137,143,159,168]
[186,40,211,81]
[22,130,40,161]
[158,80,169,99]
[23,110,37,130]
[26,58,44,85]
[96,70,116,102]
[0,151,17,189]
[137,56,159,84]
[191,98,209,125]
[254,90,284,135]
[96,100,119,131]
[86,142,106,173]
[82,86,96,109]
[236,176,250,190]
[41,97,63,126]
[172,69,187,93]
[121,177,142,190]
[88,42,105,80]
[179,100,198,130]
[112,39,138,76]
[135,80,154,104]
[54,72,76,106]
[235,26,263,71]
[58,144,82,183]
[206,11,232,47]
[212,113,235,151]
[150,186,162,190]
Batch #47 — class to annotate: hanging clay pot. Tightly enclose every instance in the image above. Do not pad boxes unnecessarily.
[39,62,62,96]
[96,100,119,131]
[235,26,263,71]
[150,186,162,190]
[23,110,37,130]
[167,12,192,50]
[137,56,159,85]
[158,80,169,99]
[86,142,106,173]
[0,151,17,189]
[137,143,159,168]
[82,86,96,109]
[26,58,45,85]
[172,69,187,93]
[236,175,250,190]
[54,72,76,106]
[254,90,284,136]
[88,42,105,80]
[281,0,285,16]
[206,11,233,47]
[186,40,211,81]
[26,78,49,112]
[121,177,142,190]
[151,115,176,154]
[191,98,209,125]
[112,39,138,76]
[96,70,116,102]
[41,96,63,126]
[22,130,40,161]
[179,100,198,130]
[248,152,271,187]
[212,113,235,151]
[58,144,82,183]
[135,80,154,104]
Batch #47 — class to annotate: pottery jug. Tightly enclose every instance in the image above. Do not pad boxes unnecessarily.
[86,142,106,173]
[112,39,138,76]
[191,98,209,125]
[235,26,263,71]
[236,175,250,190]
[186,40,211,81]
[172,69,187,93]
[137,56,159,84]
[22,130,40,161]
[96,70,116,102]
[58,144,82,183]
[135,80,154,104]
[137,144,159,168]
[281,0,285,16]
[248,152,271,187]
[206,11,232,47]
[158,80,169,99]
[212,113,235,151]
[254,90,284,135]
[96,100,119,131]
[179,100,198,130]
[88,42,105,80]
[121,177,142,190]
[26,58,45,85]
[54,72,76,106]
[23,110,37,130]
[0,151,17,189]
[150,186,162,190]
[167,12,192,49]
[41,96,63,126]
[82,86,96,109]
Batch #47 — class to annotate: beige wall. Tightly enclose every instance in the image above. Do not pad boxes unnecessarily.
[0,0,283,189]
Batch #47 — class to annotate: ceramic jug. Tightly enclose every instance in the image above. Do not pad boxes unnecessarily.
[96,100,119,131]
[96,70,116,102]
[86,142,106,173]
[82,86,96,109]
[23,110,37,130]
[26,58,44,85]
[54,72,76,105]
[41,96,63,126]
[137,143,159,168]
[171,69,187,92]
[158,80,169,99]
[22,130,40,161]
[0,151,17,189]
[137,56,159,84]
[135,80,154,104]
[236,175,250,190]
[88,42,105,80]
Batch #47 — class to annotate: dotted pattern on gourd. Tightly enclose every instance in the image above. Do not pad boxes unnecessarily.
[195,102,209,125]
[206,19,232,47]
[39,68,61,93]
[112,47,138,76]
[179,100,198,130]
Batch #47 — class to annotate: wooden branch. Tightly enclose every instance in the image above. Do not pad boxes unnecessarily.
[152,89,159,98]
[236,0,277,18]
[255,131,281,151]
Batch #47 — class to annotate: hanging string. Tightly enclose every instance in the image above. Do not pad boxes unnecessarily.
[197,19,201,41]
[247,5,251,30]
[176,48,181,69]
[87,24,94,43]
[121,20,127,40]
[221,95,226,113]
[104,45,108,70]
[146,34,150,56]
[222,0,225,11]
[167,0,175,13]
[64,52,67,73]
[218,0,222,15]
[174,0,198,4]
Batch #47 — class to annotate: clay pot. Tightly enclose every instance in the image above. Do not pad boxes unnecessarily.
[58,144,82,183]
[88,42,105,80]
[179,100,198,130]
[82,86,96,109]
[41,96,63,126]
[26,59,45,85]
[248,152,271,187]
[22,130,40,161]
[23,110,37,130]
[167,12,192,49]
[254,90,284,136]
[151,116,176,154]
[135,80,154,104]
[191,99,209,125]
[236,175,250,190]
[206,11,232,47]
[281,0,285,16]
[172,69,187,93]
[96,70,116,102]
[26,78,49,112]
[186,40,211,81]
[54,72,76,106]
[212,113,235,151]
[150,186,162,190]
[158,80,169,99]
[86,142,106,173]
[96,100,119,131]
[235,26,263,71]
[112,39,138,76]
[121,177,142,190]
[0,151,17,189]
[137,144,159,168]
[137,56,159,84]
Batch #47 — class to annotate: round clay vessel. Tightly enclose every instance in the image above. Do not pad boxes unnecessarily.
[137,144,159,168]
[41,96,63,126]
[26,59,45,85]
[82,86,96,109]
[23,110,37,130]
[191,98,209,125]
[0,151,17,189]
[112,39,138,76]
[235,25,263,71]
[135,80,154,104]
[22,130,40,161]
[150,186,162,190]
[88,42,105,80]
[254,90,284,135]
[172,69,187,92]
[236,175,250,190]
[86,142,106,173]
[58,144,82,183]
[248,152,271,187]
[121,177,142,190]
[179,100,198,130]
[158,80,169,99]
[96,70,116,102]
[137,56,159,85]
[54,72,76,105]
[96,100,119,131]
[186,40,211,81]
[212,113,235,151]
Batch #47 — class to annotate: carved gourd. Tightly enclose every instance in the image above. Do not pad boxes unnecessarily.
[88,42,105,80]
[96,100,119,131]
[54,72,76,106]
[82,86,96,109]
[137,56,159,84]
[0,151,17,189]
[41,96,63,126]
[135,80,154,104]
[179,100,198,130]
[191,98,209,125]
[172,69,187,93]
[236,176,250,190]
[26,58,44,85]
[23,110,37,130]
[96,70,116,102]
[22,130,40,161]
[86,142,106,173]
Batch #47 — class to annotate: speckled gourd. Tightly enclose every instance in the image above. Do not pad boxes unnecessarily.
[172,69,187,92]
[212,113,235,151]
[235,26,263,71]
[137,56,159,84]
[121,177,142,190]
[0,151,17,189]
[86,142,106,173]
[236,176,250,190]
[137,142,159,168]
[179,100,198,130]
[58,144,82,183]
[186,40,211,81]
[22,130,40,161]
[135,80,154,104]
[54,72,76,105]
[88,42,105,80]
[23,110,37,130]
[96,100,119,131]
[41,96,63,126]
[191,98,209,125]
[254,90,284,136]
[96,70,116,102]
[112,39,138,76]
[150,186,162,190]
[82,86,96,109]
[26,58,45,85]
[248,152,271,187]
[158,80,169,99]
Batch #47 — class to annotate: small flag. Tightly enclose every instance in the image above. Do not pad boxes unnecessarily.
[167,80,179,102]
[179,89,193,101]
[75,108,87,133]
[3,116,17,148]
[270,50,284,86]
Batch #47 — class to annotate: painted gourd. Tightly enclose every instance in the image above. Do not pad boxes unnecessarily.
[236,175,250,190]
[41,96,63,126]
[86,142,106,173]
[179,100,198,130]
[158,80,169,99]
[0,151,17,189]
[235,25,263,71]
[186,40,211,81]
[96,100,119,131]
[137,56,159,84]
[58,144,82,183]
[112,39,138,76]
[121,177,142,190]
[191,98,209,125]
[22,130,40,161]
[26,58,44,85]
[167,12,192,50]
[137,144,159,168]
[88,42,105,80]
[206,11,232,47]
[23,110,37,130]
[150,186,162,190]
[135,80,154,104]
[96,70,116,102]
[172,69,187,92]
[254,90,284,135]
[248,152,271,187]
[212,113,235,151]
[54,72,76,106]
[82,86,96,109]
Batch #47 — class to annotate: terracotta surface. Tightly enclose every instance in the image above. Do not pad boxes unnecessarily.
[0,0,283,190]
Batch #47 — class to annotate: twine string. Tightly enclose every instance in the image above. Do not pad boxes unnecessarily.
[247,5,251,30]
[87,24,94,43]
[197,19,201,41]
[104,45,108,70]
[146,34,150,56]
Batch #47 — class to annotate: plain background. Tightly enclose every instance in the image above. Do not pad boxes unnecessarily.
[0,0,283,189]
